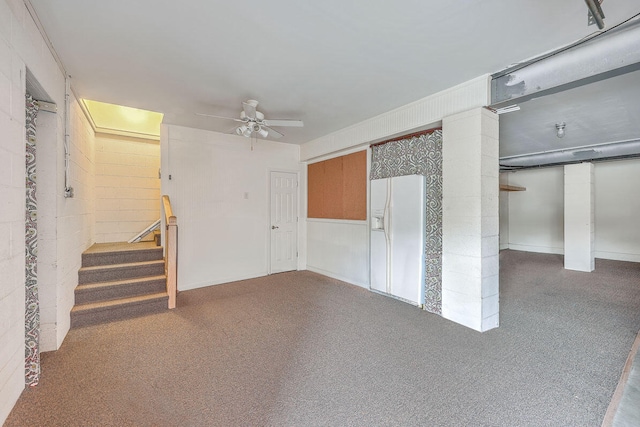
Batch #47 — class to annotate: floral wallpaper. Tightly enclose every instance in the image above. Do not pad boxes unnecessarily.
[370,130,443,314]
[25,94,40,386]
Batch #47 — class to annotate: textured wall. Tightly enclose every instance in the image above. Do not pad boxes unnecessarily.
[95,135,160,243]
[0,1,29,420]
[1,0,62,422]
[0,2,97,423]
[442,108,499,332]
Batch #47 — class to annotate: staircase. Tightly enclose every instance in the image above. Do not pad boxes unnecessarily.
[71,242,169,328]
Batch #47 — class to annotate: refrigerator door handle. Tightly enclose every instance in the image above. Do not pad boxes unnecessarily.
[383,180,391,236]
[384,179,392,294]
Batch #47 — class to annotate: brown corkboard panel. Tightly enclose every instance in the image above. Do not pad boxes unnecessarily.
[322,157,344,218]
[307,150,367,220]
[342,151,367,220]
[307,162,324,218]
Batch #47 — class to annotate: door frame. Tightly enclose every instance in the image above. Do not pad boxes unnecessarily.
[268,169,301,274]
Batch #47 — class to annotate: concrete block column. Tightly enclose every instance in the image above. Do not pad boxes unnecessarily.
[564,163,595,272]
[442,108,499,332]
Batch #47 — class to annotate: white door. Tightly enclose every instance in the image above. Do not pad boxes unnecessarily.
[270,171,298,273]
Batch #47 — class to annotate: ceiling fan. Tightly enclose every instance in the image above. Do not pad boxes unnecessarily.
[197,99,303,139]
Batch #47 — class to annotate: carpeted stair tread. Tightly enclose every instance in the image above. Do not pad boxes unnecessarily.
[72,292,169,313]
[82,242,163,266]
[77,274,167,290]
[78,259,165,284]
[74,275,167,305]
[79,259,164,273]
[70,292,169,328]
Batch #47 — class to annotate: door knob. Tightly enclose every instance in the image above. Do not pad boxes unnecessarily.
[271,225,279,230]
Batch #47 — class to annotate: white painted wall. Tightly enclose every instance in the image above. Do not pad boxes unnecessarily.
[506,167,565,254]
[161,125,301,291]
[0,2,95,422]
[594,160,640,262]
[95,134,160,243]
[306,219,369,287]
[505,159,640,262]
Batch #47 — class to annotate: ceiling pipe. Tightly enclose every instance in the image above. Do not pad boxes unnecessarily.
[500,138,640,168]
[491,18,640,106]
[501,153,640,172]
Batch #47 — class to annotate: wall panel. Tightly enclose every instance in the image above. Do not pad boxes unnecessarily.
[307,151,366,220]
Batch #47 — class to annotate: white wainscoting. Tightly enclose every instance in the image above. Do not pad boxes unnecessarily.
[306,219,369,288]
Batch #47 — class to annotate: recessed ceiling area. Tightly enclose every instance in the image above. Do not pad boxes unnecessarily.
[82,99,163,140]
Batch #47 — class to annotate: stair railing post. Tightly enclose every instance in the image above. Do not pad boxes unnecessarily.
[162,195,177,309]
[166,218,177,309]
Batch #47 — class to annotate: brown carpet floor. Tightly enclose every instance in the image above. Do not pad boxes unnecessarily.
[5,250,640,426]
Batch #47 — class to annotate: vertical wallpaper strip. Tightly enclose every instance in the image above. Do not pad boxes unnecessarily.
[25,94,40,386]
[369,130,443,314]
[423,130,443,315]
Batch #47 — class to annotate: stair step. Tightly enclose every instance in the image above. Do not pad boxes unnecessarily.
[78,260,165,284]
[75,275,167,305]
[82,244,163,267]
[71,292,169,328]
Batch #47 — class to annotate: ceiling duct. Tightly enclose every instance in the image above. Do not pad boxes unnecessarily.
[499,139,640,169]
[491,18,640,107]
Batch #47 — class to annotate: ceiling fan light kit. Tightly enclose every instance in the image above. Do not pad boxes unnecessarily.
[198,99,303,141]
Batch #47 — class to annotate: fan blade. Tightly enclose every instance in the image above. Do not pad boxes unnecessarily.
[242,101,257,119]
[196,113,243,122]
[262,119,304,128]
[262,125,283,139]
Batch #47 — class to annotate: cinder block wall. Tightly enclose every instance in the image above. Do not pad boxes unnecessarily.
[95,135,160,243]
[1,1,98,422]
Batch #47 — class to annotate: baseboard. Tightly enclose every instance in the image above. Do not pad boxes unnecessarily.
[306,266,368,289]
[506,244,564,255]
[504,246,640,263]
[594,251,640,263]
[179,271,268,291]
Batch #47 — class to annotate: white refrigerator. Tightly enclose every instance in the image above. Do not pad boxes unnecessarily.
[370,174,425,305]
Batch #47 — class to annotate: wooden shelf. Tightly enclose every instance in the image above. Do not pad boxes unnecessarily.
[500,184,526,192]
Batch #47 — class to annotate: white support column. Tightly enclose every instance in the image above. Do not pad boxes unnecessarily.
[442,108,499,332]
[564,163,595,272]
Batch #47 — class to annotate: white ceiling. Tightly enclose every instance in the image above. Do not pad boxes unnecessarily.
[499,68,640,158]
[28,0,640,153]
